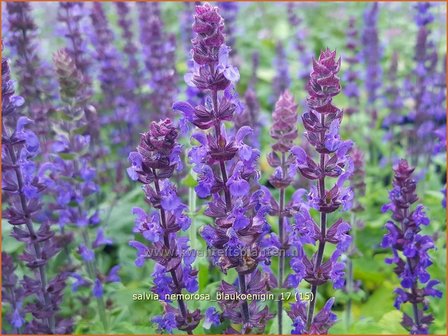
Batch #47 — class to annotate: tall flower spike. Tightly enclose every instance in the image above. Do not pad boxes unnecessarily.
[127,119,201,334]
[268,91,299,334]
[5,2,56,143]
[361,2,382,124]
[2,56,72,334]
[381,160,442,334]
[289,49,353,333]
[344,16,361,116]
[41,49,120,331]
[174,3,273,333]
[139,2,178,119]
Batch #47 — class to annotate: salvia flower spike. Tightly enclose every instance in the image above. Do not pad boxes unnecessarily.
[127,119,201,334]
[43,49,120,331]
[268,91,299,334]
[381,160,442,334]
[174,3,274,333]
[289,49,353,334]
[2,56,72,334]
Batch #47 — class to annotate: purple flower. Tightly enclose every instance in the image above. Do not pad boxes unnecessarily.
[2,56,72,334]
[128,119,201,333]
[93,278,103,298]
[289,49,352,333]
[175,3,274,332]
[203,307,221,329]
[153,312,177,333]
[382,160,441,333]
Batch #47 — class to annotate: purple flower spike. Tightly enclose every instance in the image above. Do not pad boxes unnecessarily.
[174,3,274,333]
[289,49,352,334]
[407,3,444,164]
[2,56,72,334]
[268,91,301,333]
[128,119,201,334]
[382,160,441,333]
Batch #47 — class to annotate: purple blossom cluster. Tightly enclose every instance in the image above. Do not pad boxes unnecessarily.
[173,3,273,333]
[381,160,442,334]
[344,17,361,116]
[127,119,201,334]
[2,56,72,334]
[289,49,353,334]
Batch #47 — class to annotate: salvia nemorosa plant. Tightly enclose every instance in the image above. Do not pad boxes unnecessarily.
[361,2,382,125]
[39,49,120,331]
[90,2,136,151]
[127,119,201,334]
[381,159,442,334]
[138,2,178,120]
[5,2,55,142]
[218,2,239,59]
[288,49,353,334]
[287,2,313,85]
[173,3,274,333]
[267,91,299,334]
[344,16,361,117]
[273,42,291,101]
[2,56,72,334]
[57,2,103,159]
